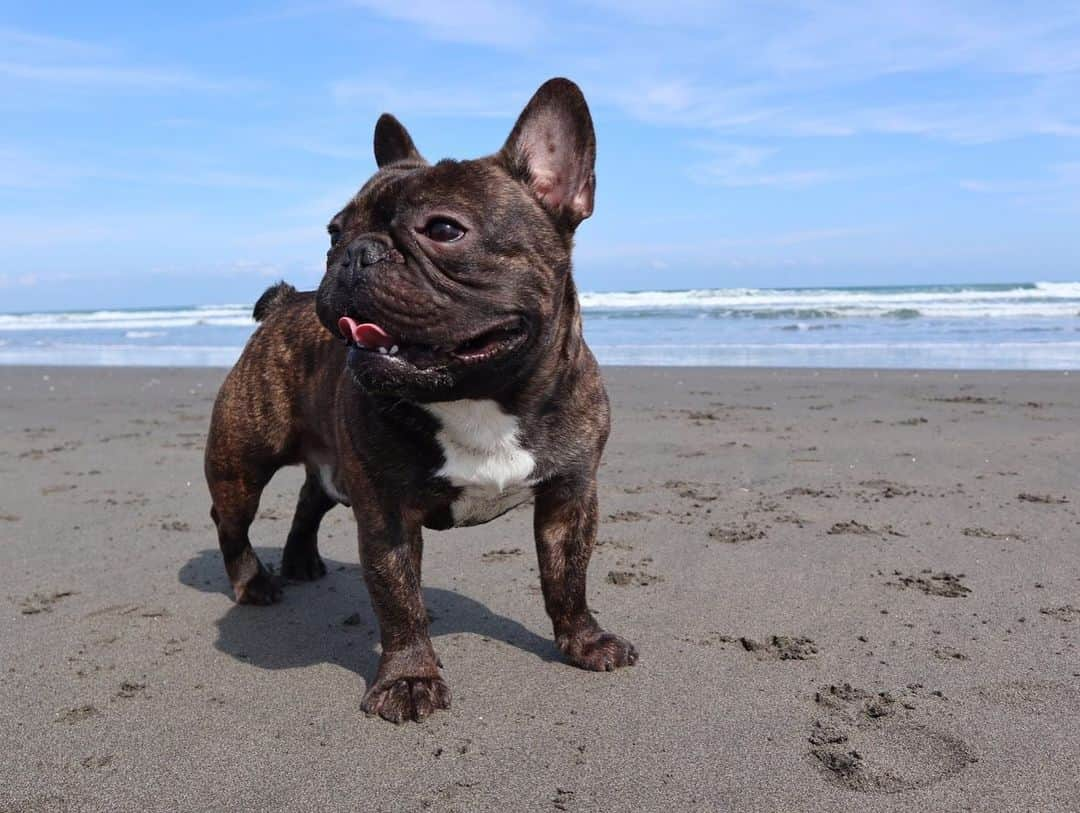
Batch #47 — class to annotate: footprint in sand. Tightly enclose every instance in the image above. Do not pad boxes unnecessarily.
[926,395,1001,405]
[962,526,1023,542]
[739,635,818,661]
[20,590,76,615]
[828,520,906,537]
[808,683,975,793]
[481,548,522,562]
[606,557,663,587]
[708,523,767,544]
[606,510,647,523]
[1039,605,1080,622]
[54,704,100,724]
[888,570,970,597]
[1017,492,1069,505]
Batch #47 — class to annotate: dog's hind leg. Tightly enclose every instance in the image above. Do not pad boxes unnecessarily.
[207,461,280,605]
[205,392,286,605]
[281,466,336,581]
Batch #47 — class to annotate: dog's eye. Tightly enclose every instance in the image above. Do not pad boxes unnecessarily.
[423,218,466,243]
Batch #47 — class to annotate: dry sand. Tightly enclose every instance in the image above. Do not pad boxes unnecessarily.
[1,365,1078,812]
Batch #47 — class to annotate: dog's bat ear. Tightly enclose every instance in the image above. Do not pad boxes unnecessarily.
[374,114,425,168]
[500,77,596,229]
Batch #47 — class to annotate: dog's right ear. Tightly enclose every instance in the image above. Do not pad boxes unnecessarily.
[500,78,596,229]
[374,114,425,168]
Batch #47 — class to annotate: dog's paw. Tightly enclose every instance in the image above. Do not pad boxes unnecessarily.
[558,629,639,672]
[280,547,327,581]
[234,567,283,605]
[361,676,451,724]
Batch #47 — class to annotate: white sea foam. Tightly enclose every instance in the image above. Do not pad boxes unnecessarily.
[0,305,254,331]
[2,283,1079,330]
[577,282,1080,319]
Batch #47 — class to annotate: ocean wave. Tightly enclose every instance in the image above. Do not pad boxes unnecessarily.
[577,281,1080,319]
[0,306,254,331]
[2,282,1079,332]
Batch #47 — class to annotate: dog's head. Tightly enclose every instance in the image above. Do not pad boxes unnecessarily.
[315,78,595,400]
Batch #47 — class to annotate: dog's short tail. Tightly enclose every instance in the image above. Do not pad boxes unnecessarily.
[252,281,298,322]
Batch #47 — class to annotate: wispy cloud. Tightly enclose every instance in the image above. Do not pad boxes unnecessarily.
[0,148,92,189]
[0,25,257,94]
[346,0,545,48]
[0,61,258,92]
[960,162,1080,211]
[0,214,128,247]
[0,26,112,59]
[0,271,42,289]
[577,4,1080,143]
[576,226,878,262]
[326,3,1080,143]
[590,2,1080,81]
[688,142,840,188]
[331,79,519,117]
[0,146,285,191]
[609,73,1080,144]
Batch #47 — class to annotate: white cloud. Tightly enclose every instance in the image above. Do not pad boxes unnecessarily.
[0,25,257,94]
[331,79,520,117]
[572,3,1080,144]
[346,0,544,48]
[0,272,40,289]
[0,147,285,190]
[959,162,1080,211]
[0,215,135,246]
[0,61,257,92]
[324,3,1080,144]
[0,26,112,60]
[688,142,839,188]
[575,226,877,262]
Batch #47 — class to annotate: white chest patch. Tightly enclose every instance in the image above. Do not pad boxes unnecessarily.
[423,399,536,527]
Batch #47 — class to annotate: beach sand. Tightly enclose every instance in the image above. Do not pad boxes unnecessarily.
[1,365,1078,812]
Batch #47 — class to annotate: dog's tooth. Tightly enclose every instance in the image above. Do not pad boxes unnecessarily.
[390,345,399,355]
[378,346,388,355]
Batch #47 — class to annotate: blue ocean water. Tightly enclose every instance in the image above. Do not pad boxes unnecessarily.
[1,282,1078,370]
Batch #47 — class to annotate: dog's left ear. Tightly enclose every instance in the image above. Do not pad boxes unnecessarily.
[374,113,425,168]
[501,78,596,229]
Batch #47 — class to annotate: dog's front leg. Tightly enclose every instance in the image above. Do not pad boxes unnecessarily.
[356,513,449,723]
[534,475,638,671]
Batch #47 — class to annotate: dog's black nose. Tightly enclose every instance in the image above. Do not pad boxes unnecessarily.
[346,236,392,269]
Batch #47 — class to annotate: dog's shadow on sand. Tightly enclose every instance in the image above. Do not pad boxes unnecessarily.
[179,549,560,680]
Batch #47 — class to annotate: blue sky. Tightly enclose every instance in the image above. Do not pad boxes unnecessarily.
[1,1,1079,311]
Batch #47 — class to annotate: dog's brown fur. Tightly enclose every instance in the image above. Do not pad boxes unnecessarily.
[205,79,636,723]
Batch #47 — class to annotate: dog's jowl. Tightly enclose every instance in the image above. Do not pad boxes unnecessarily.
[204,78,637,723]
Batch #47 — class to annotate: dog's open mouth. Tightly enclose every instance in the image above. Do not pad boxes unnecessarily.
[337,316,526,370]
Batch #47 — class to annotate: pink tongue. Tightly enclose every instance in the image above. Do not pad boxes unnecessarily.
[337,316,394,349]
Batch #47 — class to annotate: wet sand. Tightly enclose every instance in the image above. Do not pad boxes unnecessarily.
[1,365,1078,812]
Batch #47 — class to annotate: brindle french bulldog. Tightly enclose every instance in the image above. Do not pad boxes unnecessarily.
[204,78,637,723]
